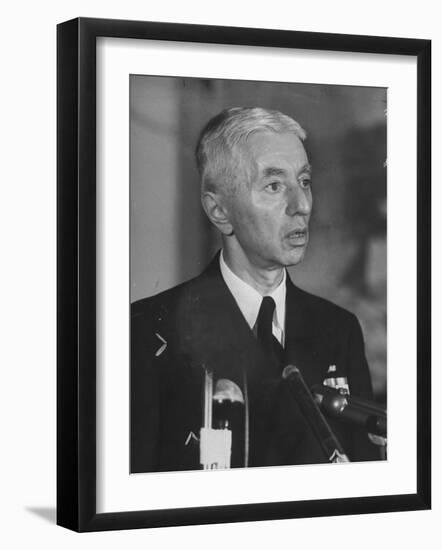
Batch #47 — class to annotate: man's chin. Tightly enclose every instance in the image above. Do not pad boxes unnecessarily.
[281,247,307,267]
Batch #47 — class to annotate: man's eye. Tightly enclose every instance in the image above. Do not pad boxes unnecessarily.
[299,178,312,189]
[265,182,282,192]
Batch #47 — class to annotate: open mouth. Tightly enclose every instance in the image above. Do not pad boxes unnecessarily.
[287,228,307,238]
[286,228,308,244]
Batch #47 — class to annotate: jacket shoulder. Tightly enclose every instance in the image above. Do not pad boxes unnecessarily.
[131,274,203,323]
[290,283,359,329]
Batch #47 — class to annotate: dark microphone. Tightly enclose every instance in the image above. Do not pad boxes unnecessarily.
[282,365,349,463]
[311,385,387,437]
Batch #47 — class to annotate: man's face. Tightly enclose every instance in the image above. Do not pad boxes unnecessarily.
[226,131,312,270]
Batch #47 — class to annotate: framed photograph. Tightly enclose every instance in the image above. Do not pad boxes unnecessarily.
[57,17,431,532]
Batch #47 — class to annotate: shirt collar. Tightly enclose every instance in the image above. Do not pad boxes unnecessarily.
[219,250,286,333]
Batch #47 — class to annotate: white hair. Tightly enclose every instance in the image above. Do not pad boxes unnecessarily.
[195,107,307,196]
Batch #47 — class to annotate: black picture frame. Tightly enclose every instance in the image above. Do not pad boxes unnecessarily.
[57,17,431,532]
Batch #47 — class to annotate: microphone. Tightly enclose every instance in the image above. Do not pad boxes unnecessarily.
[311,385,387,437]
[200,374,246,470]
[213,378,244,430]
[282,365,349,463]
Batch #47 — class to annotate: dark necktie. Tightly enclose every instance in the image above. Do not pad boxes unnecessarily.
[256,296,284,371]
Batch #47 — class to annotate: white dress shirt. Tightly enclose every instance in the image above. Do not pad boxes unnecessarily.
[219,251,286,346]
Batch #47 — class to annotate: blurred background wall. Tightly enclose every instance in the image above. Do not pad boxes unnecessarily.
[130,75,386,401]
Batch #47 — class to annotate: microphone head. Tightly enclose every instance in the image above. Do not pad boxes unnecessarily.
[213,379,244,404]
[311,385,348,414]
[282,365,300,380]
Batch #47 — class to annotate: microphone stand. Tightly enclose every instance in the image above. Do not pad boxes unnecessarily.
[282,366,350,463]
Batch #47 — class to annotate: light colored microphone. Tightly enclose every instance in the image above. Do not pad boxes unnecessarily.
[200,374,245,470]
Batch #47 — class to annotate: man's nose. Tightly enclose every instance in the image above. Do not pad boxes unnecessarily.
[286,184,312,217]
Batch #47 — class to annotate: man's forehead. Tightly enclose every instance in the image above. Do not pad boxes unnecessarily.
[245,129,305,152]
[241,131,309,171]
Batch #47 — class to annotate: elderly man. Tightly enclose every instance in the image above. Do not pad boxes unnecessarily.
[131,107,380,473]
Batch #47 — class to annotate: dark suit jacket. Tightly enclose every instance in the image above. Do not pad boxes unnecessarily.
[131,255,380,473]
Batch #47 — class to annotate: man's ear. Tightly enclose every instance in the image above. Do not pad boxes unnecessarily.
[201,191,234,235]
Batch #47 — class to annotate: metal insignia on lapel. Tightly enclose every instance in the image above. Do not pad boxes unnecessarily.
[184,431,199,446]
[329,449,350,463]
[155,332,167,357]
[323,365,350,394]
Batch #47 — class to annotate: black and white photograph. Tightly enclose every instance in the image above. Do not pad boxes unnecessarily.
[130,76,387,473]
[0,0,436,545]
[54,15,431,534]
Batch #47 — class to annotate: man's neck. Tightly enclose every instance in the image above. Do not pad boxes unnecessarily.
[222,246,284,296]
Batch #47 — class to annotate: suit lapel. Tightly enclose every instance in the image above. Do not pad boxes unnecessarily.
[283,276,325,389]
[176,259,327,389]
[174,254,268,388]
